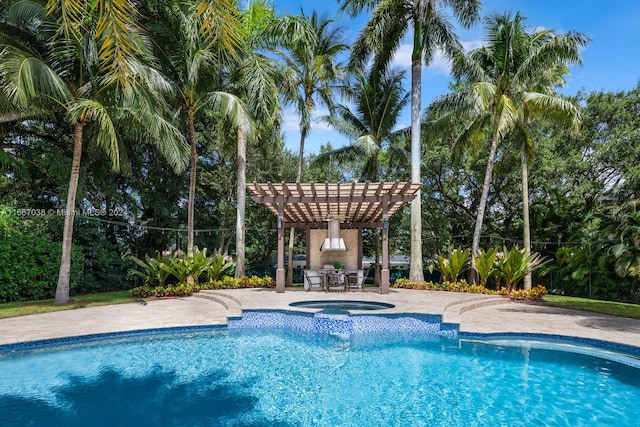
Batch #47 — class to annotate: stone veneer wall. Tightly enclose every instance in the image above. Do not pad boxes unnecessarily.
[309,228,359,270]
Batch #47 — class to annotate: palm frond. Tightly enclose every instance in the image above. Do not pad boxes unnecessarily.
[470,81,497,111]
[46,0,85,43]
[311,143,363,169]
[494,94,519,142]
[455,112,491,156]
[206,91,255,141]
[0,46,71,106]
[363,0,408,71]
[522,91,581,130]
[339,0,379,17]
[194,0,242,60]
[95,0,146,88]
[68,98,119,169]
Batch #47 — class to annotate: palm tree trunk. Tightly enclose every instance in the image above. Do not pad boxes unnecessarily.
[408,57,424,283]
[187,105,197,253]
[55,121,84,304]
[235,127,247,278]
[521,148,532,290]
[287,122,307,286]
[471,132,500,284]
[374,228,381,286]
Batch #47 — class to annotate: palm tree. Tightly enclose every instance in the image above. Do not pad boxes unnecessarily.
[277,11,348,285]
[229,0,288,277]
[313,67,410,181]
[0,0,188,303]
[313,66,410,285]
[433,12,587,285]
[340,0,480,283]
[145,0,252,254]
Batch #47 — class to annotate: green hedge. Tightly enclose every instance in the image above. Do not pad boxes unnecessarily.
[0,235,84,302]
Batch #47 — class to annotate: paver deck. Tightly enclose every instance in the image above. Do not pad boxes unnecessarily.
[1,288,639,349]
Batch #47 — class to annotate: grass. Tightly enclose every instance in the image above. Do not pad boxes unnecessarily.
[0,290,138,319]
[544,295,640,320]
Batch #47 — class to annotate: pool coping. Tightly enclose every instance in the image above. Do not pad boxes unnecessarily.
[2,308,639,359]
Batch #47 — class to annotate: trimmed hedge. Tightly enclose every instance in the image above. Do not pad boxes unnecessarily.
[130,275,275,298]
[0,235,84,302]
[392,279,548,301]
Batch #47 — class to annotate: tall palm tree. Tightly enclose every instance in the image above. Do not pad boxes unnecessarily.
[340,0,480,283]
[433,12,587,285]
[145,0,251,254]
[0,0,188,304]
[229,0,287,277]
[313,67,410,181]
[313,66,410,285]
[277,11,348,285]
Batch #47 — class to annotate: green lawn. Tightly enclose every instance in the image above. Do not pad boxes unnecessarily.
[0,291,138,319]
[544,295,640,320]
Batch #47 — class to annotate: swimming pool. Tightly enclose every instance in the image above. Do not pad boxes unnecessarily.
[1,312,639,426]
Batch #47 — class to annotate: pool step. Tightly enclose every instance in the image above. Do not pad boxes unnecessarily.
[192,291,243,318]
[228,309,456,336]
[442,295,510,324]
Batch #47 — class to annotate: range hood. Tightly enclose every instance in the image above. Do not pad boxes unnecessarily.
[320,219,347,252]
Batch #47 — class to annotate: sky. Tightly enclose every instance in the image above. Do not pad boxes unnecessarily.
[271,0,640,155]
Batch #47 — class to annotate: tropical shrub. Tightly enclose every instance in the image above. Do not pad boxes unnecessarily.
[391,278,547,300]
[131,283,201,298]
[499,247,549,292]
[503,285,548,301]
[129,248,235,287]
[437,248,469,282]
[474,248,497,287]
[130,275,274,297]
[392,278,496,294]
[541,203,640,302]
[205,251,235,282]
[129,251,173,286]
[163,248,211,284]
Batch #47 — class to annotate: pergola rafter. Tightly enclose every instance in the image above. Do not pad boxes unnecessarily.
[249,181,421,228]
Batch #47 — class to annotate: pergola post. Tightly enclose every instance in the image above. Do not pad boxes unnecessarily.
[276,195,285,293]
[380,195,390,294]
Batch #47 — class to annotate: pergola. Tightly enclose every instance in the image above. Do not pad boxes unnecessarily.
[248,181,421,293]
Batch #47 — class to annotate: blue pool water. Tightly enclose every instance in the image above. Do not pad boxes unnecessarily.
[1,319,640,426]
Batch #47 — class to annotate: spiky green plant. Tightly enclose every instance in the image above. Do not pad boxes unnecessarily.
[500,247,549,292]
[474,248,497,287]
[438,247,469,282]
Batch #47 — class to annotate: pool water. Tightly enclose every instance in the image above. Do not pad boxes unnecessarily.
[1,327,639,426]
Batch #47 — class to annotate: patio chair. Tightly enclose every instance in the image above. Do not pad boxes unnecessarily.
[325,270,347,292]
[303,269,323,291]
[347,269,368,292]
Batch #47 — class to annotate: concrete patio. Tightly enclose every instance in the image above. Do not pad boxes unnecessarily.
[1,288,639,349]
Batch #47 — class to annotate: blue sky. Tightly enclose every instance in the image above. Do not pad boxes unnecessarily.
[272,0,640,154]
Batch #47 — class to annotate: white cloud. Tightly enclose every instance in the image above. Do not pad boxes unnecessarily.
[283,107,334,133]
[390,44,413,69]
[283,110,300,132]
[462,39,485,51]
[390,41,485,77]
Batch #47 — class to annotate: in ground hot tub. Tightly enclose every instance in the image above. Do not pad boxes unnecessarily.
[289,300,395,311]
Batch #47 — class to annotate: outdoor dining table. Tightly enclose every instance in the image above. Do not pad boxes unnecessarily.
[319,269,347,292]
